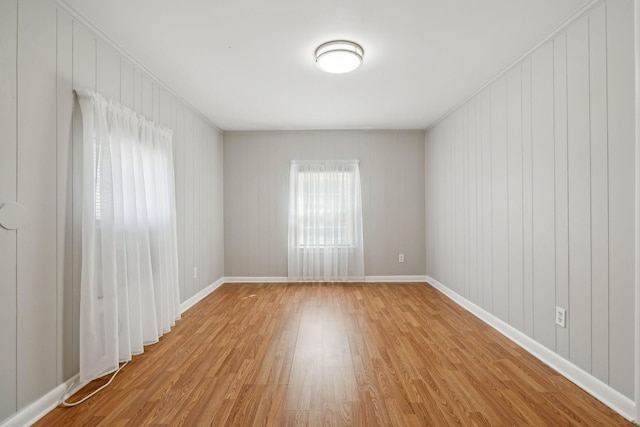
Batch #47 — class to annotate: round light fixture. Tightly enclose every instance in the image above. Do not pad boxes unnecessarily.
[315,40,364,74]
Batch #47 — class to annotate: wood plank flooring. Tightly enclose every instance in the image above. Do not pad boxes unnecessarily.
[37,282,632,426]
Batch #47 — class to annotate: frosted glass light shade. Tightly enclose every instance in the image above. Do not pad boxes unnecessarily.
[315,40,364,74]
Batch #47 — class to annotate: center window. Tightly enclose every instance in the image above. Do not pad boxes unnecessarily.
[287,161,365,281]
[295,169,354,247]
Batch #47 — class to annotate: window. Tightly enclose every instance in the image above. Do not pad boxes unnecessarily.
[76,89,181,384]
[295,169,354,247]
[287,161,364,281]
[93,140,111,222]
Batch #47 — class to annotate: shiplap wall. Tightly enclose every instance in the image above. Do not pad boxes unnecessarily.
[224,131,426,277]
[425,0,635,398]
[0,0,224,421]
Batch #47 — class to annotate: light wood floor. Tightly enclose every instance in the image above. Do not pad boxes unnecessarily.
[38,282,632,426]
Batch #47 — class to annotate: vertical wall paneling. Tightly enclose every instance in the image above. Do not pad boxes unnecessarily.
[368,135,388,274]
[174,103,186,299]
[463,107,470,297]
[425,0,635,399]
[248,131,260,276]
[218,133,225,276]
[141,75,152,120]
[635,0,640,417]
[193,119,200,287]
[406,134,425,279]
[204,127,210,284]
[133,67,142,112]
[606,0,635,398]
[71,20,96,376]
[224,131,426,277]
[152,82,160,123]
[588,3,609,383]
[453,113,462,292]
[96,41,120,101]
[506,65,524,331]
[553,34,570,359]
[531,42,556,351]
[195,120,201,287]
[387,135,402,275]
[159,88,171,129]
[0,0,18,419]
[424,132,432,278]
[521,57,534,338]
[257,136,270,276]
[120,60,134,109]
[467,102,478,304]
[16,0,58,406]
[475,97,484,307]
[56,7,74,383]
[567,16,592,372]
[1,1,224,421]
[223,130,239,276]
[197,120,204,286]
[184,111,193,296]
[266,134,277,276]
[490,78,509,322]
[481,90,493,311]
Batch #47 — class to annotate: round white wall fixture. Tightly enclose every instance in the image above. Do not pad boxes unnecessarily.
[0,202,26,230]
[315,40,364,74]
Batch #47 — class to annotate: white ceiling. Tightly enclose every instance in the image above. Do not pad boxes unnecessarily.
[62,0,590,131]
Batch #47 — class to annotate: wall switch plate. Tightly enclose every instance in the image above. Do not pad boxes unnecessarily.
[555,306,566,328]
[398,254,405,263]
[193,267,198,279]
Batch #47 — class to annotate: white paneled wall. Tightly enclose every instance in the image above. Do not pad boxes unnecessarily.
[425,0,635,398]
[224,131,426,278]
[0,0,224,422]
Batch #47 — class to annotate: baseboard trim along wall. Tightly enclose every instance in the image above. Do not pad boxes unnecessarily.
[426,275,637,422]
[364,275,428,283]
[222,275,429,283]
[223,276,289,283]
[0,374,78,427]
[179,277,226,313]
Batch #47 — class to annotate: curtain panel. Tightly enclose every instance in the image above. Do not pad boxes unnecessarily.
[76,90,180,384]
[287,161,365,281]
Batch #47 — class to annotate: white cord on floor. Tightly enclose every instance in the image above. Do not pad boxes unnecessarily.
[61,361,129,407]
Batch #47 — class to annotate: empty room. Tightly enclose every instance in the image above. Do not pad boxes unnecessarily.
[1,0,639,425]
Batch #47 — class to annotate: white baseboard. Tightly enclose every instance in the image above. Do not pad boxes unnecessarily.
[222,275,428,283]
[0,374,79,427]
[364,275,428,283]
[425,275,636,422]
[222,276,289,283]
[180,277,225,313]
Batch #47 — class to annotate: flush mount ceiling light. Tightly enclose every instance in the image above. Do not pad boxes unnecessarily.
[315,40,364,74]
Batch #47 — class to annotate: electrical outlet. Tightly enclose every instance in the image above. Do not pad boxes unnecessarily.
[398,253,405,263]
[555,306,566,328]
[193,267,198,279]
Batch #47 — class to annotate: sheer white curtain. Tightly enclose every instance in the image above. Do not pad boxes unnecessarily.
[288,161,364,281]
[76,90,180,384]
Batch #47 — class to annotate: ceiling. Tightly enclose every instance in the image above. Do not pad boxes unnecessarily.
[62,0,590,131]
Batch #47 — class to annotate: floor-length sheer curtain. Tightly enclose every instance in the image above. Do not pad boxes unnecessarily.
[76,90,180,384]
[287,161,364,281]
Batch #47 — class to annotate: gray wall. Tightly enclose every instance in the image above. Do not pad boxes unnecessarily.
[0,0,224,421]
[425,1,635,398]
[224,130,426,278]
